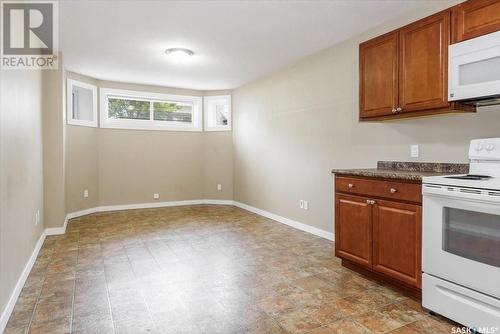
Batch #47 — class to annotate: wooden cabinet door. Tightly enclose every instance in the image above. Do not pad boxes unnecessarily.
[359,32,399,118]
[454,0,500,43]
[372,199,422,288]
[399,11,451,113]
[335,194,372,267]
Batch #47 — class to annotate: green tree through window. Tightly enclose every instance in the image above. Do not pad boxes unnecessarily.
[153,102,192,123]
[108,98,192,123]
[108,98,150,120]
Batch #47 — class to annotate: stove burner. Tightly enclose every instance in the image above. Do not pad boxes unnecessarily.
[445,174,493,180]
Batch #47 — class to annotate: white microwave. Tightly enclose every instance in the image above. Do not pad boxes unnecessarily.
[449,30,500,105]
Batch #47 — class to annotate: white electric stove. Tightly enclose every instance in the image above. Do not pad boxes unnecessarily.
[422,138,500,332]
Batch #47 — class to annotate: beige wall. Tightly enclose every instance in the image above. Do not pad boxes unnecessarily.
[96,80,204,205]
[201,90,234,200]
[0,70,45,323]
[98,129,205,205]
[66,125,99,212]
[65,75,234,212]
[65,72,99,213]
[232,3,500,233]
[42,59,66,228]
[203,131,233,200]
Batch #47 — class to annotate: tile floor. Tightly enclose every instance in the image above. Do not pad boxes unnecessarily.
[5,205,457,334]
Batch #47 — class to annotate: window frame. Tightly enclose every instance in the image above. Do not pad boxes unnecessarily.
[67,79,98,127]
[204,95,232,132]
[99,87,202,132]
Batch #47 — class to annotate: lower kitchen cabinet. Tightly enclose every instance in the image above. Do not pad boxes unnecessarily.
[372,199,422,288]
[335,194,373,267]
[334,175,422,291]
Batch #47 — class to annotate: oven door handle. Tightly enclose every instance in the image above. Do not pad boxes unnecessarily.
[422,184,500,203]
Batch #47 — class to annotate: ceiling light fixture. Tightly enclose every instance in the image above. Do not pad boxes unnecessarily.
[164,48,194,62]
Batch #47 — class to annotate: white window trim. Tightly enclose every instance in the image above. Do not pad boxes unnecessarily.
[99,87,202,132]
[204,95,232,132]
[67,79,98,127]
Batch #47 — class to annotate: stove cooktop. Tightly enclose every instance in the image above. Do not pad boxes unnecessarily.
[423,138,500,190]
[423,174,500,191]
[445,174,492,181]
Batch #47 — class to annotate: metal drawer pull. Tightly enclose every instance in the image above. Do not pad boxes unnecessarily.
[366,200,376,205]
[348,183,354,189]
[390,188,397,194]
[370,200,376,205]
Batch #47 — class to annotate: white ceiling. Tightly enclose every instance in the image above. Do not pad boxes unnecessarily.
[60,0,458,91]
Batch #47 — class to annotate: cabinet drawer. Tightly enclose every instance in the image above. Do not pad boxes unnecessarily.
[335,176,422,204]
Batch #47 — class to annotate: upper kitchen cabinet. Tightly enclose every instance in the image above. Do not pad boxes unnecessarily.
[359,10,475,121]
[359,32,399,118]
[398,11,450,113]
[453,0,500,43]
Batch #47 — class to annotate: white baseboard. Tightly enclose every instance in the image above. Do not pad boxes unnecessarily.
[55,199,234,236]
[51,199,334,243]
[66,199,234,221]
[201,199,234,205]
[0,231,46,334]
[66,207,98,220]
[61,200,334,241]
[233,201,334,241]
[97,199,206,212]
[44,216,68,236]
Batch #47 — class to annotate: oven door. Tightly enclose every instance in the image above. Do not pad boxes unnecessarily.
[423,184,500,298]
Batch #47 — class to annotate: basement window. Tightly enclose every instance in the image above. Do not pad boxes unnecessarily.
[100,88,202,131]
[204,95,231,131]
[67,79,98,127]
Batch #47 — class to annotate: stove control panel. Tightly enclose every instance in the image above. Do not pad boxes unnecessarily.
[469,138,500,160]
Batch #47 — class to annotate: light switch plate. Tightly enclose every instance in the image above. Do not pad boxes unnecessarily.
[410,145,419,158]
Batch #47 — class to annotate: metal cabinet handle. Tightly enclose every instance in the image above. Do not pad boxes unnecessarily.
[370,200,376,205]
[390,188,397,194]
[392,108,397,114]
[348,183,354,189]
[366,200,376,205]
[396,107,402,112]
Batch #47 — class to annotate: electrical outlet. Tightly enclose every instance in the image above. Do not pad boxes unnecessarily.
[299,200,304,209]
[153,193,160,200]
[35,210,40,226]
[410,144,419,158]
[217,184,222,191]
[303,201,309,210]
[83,189,89,198]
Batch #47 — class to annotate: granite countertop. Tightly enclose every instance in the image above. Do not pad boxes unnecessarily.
[331,161,469,181]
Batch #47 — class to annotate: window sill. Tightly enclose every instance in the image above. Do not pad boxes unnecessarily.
[67,119,98,128]
[100,122,202,132]
[204,127,232,132]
